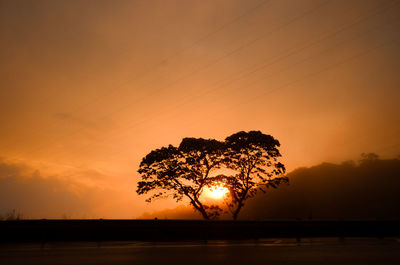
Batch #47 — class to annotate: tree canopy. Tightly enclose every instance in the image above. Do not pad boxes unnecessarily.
[137,138,225,219]
[219,131,287,219]
[136,131,287,220]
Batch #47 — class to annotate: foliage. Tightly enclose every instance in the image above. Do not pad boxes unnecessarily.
[137,131,287,220]
[216,131,287,219]
[137,138,225,219]
[360,152,380,164]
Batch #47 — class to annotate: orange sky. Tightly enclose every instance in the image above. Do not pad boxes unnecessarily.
[0,0,399,218]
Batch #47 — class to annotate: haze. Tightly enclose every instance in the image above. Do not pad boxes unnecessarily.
[0,0,399,218]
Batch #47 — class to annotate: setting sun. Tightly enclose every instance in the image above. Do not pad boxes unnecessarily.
[205,185,229,200]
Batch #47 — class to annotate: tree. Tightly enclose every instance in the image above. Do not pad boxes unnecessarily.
[220,131,287,220]
[360,152,380,164]
[137,138,225,219]
[137,131,287,220]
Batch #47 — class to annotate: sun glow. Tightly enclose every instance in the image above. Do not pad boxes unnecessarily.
[205,185,229,200]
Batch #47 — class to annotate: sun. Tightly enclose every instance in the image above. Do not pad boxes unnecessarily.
[205,185,229,200]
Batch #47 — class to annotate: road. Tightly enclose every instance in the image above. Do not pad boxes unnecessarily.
[1,238,399,265]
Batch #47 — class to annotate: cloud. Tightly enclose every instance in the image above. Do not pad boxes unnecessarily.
[0,158,29,177]
[0,159,122,219]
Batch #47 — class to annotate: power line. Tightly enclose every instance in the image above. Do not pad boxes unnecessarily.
[211,39,400,125]
[55,5,400,162]
[143,37,399,155]
[11,0,331,160]
[0,0,271,151]
[136,0,399,125]
[102,1,400,141]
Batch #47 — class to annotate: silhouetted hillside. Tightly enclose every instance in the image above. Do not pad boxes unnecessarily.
[141,156,400,220]
[241,156,400,220]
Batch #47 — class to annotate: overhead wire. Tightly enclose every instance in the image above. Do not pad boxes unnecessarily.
[47,1,400,161]
[10,0,332,161]
[0,0,271,151]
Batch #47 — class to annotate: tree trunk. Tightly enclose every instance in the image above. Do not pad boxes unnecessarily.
[191,201,209,220]
[232,192,247,220]
[199,209,210,220]
[233,212,238,220]
[232,202,244,220]
[233,206,241,220]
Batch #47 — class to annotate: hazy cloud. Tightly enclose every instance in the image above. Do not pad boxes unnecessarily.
[0,159,126,219]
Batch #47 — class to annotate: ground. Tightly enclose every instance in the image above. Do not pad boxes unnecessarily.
[1,238,399,265]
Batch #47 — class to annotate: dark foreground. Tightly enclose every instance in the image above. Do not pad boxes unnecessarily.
[1,220,400,242]
[1,238,400,265]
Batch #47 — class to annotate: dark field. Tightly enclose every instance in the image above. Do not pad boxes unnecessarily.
[1,220,399,265]
[1,220,400,242]
[1,238,400,265]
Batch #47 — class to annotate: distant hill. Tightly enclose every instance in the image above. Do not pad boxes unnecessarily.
[140,156,400,220]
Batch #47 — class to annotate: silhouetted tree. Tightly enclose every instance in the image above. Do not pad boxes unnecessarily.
[220,131,287,220]
[137,138,225,219]
[360,152,380,164]
[137,131,287,220]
